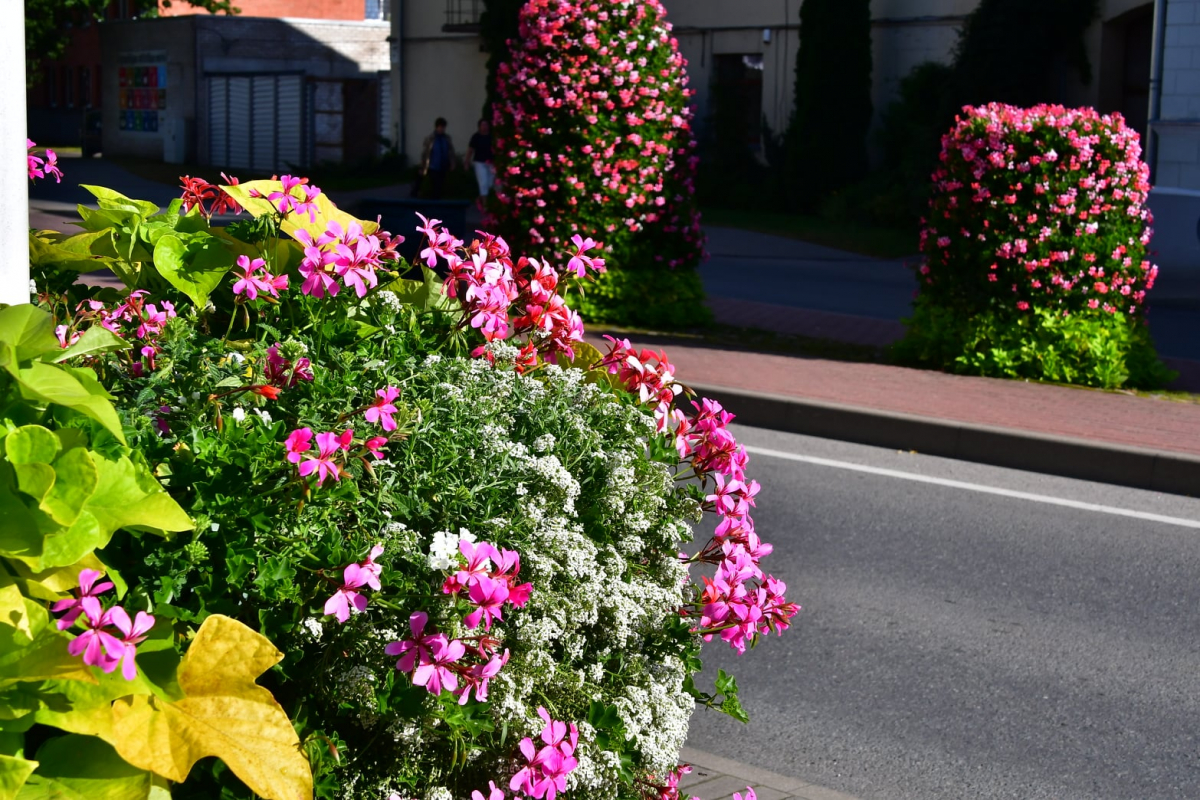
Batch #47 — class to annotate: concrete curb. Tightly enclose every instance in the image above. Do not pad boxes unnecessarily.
[691,383,1200,498]
[679,747,859,800]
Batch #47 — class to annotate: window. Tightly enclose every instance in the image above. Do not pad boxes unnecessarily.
[712,53,765,150]
[79,66,93,108]
[46,66,58,107]
[444,0,482,32]
[63,65,75,108]
[365,0,389,20]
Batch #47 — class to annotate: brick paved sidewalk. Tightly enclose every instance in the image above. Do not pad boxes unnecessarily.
[588,331,1200,460]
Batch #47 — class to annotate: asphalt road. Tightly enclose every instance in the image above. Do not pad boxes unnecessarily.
[686,426,1200,800]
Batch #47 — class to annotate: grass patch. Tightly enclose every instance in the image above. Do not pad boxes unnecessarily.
[702,207,917,259]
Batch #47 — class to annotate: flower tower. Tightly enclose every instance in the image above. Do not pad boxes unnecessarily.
[901,103,1171,389]
[489,0,709,328]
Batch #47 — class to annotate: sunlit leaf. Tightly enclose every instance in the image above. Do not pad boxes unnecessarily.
[110,615,312,800]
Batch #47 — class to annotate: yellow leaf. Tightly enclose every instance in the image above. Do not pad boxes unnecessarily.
[220,180,378,243]
[109,615,312,800]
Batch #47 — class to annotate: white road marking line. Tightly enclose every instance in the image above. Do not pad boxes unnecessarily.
[743,445,1200,530]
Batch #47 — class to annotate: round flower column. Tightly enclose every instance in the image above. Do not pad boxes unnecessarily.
[489,0,709,328]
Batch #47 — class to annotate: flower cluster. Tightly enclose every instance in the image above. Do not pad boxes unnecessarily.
[180,173,243,218]
[56,291,176,374]
[601,339,800,655]
[296,220,385,299]
[266,174,322,222]
[416,216,598,364]
[27,139,62,184]
[53,569,155,681]
[231,255,288,301]
[510,707,580,799]
[489,0,707,325]
[920,103,1157,317]
[284,427,385,486]
[43,169,795,798]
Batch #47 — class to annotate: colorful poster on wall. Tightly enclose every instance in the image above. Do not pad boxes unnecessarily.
[117,51,167,134]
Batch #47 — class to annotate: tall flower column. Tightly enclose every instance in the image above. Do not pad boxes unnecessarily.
[489,0,709,329]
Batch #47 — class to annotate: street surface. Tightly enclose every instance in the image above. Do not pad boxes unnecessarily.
[686,426,1200,800]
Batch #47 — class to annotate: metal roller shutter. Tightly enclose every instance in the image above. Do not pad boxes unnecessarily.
[207,73,306,173]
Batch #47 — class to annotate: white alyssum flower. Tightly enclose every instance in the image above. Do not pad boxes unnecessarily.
[301,617,324,640]
[533,433,556,453]
[254,408,272,425]
[230,407,246,423]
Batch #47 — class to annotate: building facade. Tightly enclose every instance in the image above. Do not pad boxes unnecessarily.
[27,0,390,167]
[387,0,1199,193]
[99,14,390,169]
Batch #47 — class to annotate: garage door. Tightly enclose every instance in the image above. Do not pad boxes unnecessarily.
[208,73,305,172]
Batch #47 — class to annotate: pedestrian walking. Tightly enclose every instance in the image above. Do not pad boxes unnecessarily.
[465,119,495,205]
[420,117,456,200]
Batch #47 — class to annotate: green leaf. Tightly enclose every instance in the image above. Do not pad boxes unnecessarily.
[0,753,37,799]
[36,512,103,572]
[28,231,117,275]
[152,233,235,309]
[47,328,130,364]
[24,735,156,800]
[42,449,99,528]
[81,187,158,219]
[4,428,61,467]
[85,454,192,537]
[0,481,45,562]
[5,427,61,504]
[0,307,60,366]
[386,267,454,312]
[0,585,95,690]
[12,362,125,444]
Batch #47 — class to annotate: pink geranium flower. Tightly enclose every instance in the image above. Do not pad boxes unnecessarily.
[566,234,605,277]
[51,568,114,631]
[412,635,466,695]
[364,387,400,431]
[323,562,371,623]
[460,648,509,705]
[385,611,437,673]
[298,431,346,486]
[66,598,121,674]
[365,436,387,459]
[104,606,156,681]
[464,575,509,631]
[284,427,312,464]
[471,782,506,800]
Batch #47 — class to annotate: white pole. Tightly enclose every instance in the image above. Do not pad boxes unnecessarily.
[0,0,30,306]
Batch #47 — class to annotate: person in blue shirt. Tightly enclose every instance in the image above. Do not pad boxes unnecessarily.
[420,117,457,199]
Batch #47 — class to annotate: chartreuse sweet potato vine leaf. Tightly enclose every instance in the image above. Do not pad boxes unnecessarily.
[0,585,95,693]
[1,425,191,571]
[221,179,379,241]
[0,755,38,800]
[152,233,236,310]
[21,734,166,800]
[111,615,313,800]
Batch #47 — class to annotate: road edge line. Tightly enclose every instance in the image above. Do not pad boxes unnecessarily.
[689,383,1200,498]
